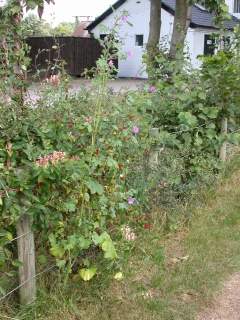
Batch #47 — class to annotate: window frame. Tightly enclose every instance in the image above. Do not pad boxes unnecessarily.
[234,0,240,13]
[135,34,144,47]
[204,34,216,56]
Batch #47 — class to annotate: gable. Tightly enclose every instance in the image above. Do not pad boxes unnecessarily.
[87,0,239,31]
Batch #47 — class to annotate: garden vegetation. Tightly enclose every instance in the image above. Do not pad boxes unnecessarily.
[0,0,240,318]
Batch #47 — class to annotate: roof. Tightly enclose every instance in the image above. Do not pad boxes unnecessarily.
[87,0,239,31]
[73,21,92,37]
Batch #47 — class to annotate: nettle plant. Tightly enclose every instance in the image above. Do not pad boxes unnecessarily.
[0,8,150,287]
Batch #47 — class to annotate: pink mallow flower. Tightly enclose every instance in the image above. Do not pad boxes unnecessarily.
[132,126,140,135]
[128,197,136,205]
[148,85,157,93]
[108,60,114,67]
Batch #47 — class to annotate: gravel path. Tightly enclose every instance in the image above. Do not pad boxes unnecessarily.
[197,273,240,320]
[27,78,147,103]
[70,78,147,93]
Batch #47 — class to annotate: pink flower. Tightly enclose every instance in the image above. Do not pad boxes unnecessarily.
[127,50,134,58]
[121,225,136,241]
[127,197,136,205]
[121,15,128,23]
[46,74,60,86]
[35,151,66,167]
[108,60,114,67]
[132,126,140,135]
[148,85,157,93]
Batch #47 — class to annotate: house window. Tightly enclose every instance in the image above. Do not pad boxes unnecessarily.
[204,34,215,56]
[135,34,144,46]
[234,0,240,13]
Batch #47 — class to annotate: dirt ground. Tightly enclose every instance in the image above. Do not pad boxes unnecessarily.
[69,78,147,93]
[197,273,240,320]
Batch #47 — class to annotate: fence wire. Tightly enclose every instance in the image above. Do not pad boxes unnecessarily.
[0,264,56,303]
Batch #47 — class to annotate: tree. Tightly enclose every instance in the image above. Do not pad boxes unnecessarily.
[53,22,75,36]
[169,0,229,61]
[146,0,161,79]
[169,0,192,60]
[21,14,52,36]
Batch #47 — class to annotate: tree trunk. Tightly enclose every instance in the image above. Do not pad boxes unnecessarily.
[146,0,161,79]
[169,0,192,59]
[17,214,36,305]
[219,117,228,162]
[147,0,162,51]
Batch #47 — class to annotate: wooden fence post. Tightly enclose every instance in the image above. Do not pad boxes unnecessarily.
[219,117,228,162]
[16,214,36,305]
[149,128,161,168]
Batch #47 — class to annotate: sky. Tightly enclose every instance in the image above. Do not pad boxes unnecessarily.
[34,0,115,25]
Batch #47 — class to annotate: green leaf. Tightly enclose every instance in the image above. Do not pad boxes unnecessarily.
[101,238,117,260]
[107,158,118,168]
[86,180,104,195]
[5,232,13,241]
[92,231,110,245]
[56,260,66,269]
[78,236,91,250]
[178,112,198,128]
[50,245,65,259]
[198,92,206,100]
[38,254,48,265]
[79,267,97,281]
[64,201,76,212]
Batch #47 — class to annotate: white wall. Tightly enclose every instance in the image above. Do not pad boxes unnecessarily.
[91,0,216,78]
[190,28,218,68]
[92,0,174,78]
[226,0,234,13]
[225,0,240,18]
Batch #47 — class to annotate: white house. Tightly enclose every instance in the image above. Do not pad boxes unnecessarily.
[87,0,239,78]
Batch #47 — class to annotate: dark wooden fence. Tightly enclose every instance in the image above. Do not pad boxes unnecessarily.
[26,37,104,76]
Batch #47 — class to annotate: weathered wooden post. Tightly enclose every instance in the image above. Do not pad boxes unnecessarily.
[149,127,161,168]
[219,117,228,162]
[16,214,36,305]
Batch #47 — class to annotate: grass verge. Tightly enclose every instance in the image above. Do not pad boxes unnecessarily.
[1,157,240,320]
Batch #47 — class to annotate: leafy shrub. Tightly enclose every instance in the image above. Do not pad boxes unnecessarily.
[0,81,152,280]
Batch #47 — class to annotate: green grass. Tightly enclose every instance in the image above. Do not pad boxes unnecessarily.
[2,158,240,320]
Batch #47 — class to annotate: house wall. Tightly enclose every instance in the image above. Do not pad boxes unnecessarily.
[91,0,217,78]
[226,0,234,13]
[225,0,240,18]
[190,28,219,68]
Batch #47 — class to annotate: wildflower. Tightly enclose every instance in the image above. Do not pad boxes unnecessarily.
[132,126,140,135]
[127,197,136,205]
[36,151,66,167]
[144,223,152,230]
[46,74,60,86]
[121,15,128,23]
[121,225,136,241]
[148,85,157,93]
[108,60,114,67]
